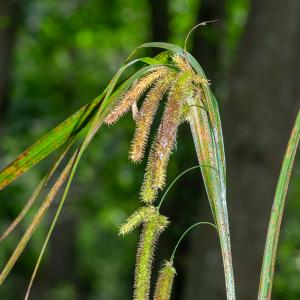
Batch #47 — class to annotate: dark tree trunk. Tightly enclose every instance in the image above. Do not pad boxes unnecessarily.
[225,1,300,299]
[191,0,225,82]
[148,0,169,55]
[182,0,300,299]
[0,0,22,117]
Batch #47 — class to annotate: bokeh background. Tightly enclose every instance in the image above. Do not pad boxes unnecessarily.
[0,0,299,299]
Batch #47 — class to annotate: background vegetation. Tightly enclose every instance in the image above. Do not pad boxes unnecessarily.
[0,0,299,299]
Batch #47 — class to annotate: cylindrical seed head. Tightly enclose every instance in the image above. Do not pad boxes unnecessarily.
[154,261,176,300]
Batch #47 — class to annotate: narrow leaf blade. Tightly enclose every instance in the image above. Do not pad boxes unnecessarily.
[258,110,300,300]
[0,95,104,190]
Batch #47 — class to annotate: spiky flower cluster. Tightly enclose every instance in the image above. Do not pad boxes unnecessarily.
[120,206,169,300]
[111,55,208,300]
[105,67,169,125]
[153,261,176,300]
[105,55,208,204]
[119,206,156,236]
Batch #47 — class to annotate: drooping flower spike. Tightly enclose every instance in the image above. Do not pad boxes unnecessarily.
[153,260,176,300]
[105,55,209,204]
[104,66,169,125]
[119,206,169,300]
[129,71,177,163]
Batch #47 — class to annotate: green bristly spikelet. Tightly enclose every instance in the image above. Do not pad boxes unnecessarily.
[140,145,159,204]
[104,53,210,206]
[141,71,194,203]
[153,261,176,300]
[134,209,169,300]
[119,206,156,236]
[104,67,168,125]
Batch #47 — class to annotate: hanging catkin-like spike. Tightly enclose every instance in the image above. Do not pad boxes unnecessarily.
[119,206,156,236]
[104,67,168,125]
[134,210,169,300]
[140,145,159,203]
[140,72,194,203]
[153,261,176,300]
[129,72,176,163]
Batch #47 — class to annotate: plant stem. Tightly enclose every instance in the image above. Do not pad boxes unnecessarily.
[157,166,200,210]
[134,212,168,300]
[170,222,217,263]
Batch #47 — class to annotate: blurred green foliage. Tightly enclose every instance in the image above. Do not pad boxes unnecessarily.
[0,0,298,299]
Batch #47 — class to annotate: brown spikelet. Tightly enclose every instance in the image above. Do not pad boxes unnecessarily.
[134,210,169,300]
[129,72,176,163]
[154,261,176,300]
[104,67,168,125]
[140,72,194,203]
[132,102,139,121]
[192,74,210,87]
[172,54,192,72]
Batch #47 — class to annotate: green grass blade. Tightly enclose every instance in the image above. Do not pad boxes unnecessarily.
[0,57,159,191]
[258,110,300,300]
[0,139,74,242]
[129,42,226,181]
[189,102,235,300]
[0,94,104,191]
[0,181,45,243]
[0,149,78,285]
[24,144,82,300]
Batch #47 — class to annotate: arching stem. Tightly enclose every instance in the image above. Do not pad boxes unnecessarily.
[170,222,217,263]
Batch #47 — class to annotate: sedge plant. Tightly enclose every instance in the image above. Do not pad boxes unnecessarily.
[0,23,235,299]
[0,22,299,300]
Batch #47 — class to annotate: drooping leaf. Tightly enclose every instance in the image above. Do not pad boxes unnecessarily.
[0,96,103,191]
[0,57,160,191]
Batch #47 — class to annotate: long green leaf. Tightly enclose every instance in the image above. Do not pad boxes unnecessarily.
[0,139,74,242]
[0,149,78,285]
[258,110,300,300]
[25,145,82,300]
[0,57,159,191]
[189,101,235,299]
[130,41,235,300]
[0,95,104,191]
